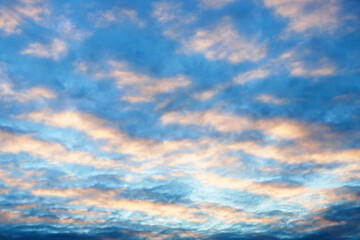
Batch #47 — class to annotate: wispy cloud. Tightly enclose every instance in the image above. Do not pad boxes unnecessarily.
[152,1,197,39]
[196,172,324,207]
[16,109,196,168]
[0,8,22,34]
[15,0,49,23]
[0,129,123,169]
[89,8,145,27]
[182,18,266,63]
[233,68,270,84]
[0,83,56,102]
[264,0,344,33]
[256,94,288,104]
[58,19,92,40]
[290,60,337,77]
[75,60,191,103]
[152,1,183,23]
[200,0,235,9]
[281,50,337,77]
[162,109,310,140]
[21,38,67,60]
[0,67,56,102]
[0,0,49,34]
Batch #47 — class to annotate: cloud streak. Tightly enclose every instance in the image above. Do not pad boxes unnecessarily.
[183,18,266,63]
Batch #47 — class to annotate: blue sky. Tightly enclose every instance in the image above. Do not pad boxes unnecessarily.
[0,0,359,239]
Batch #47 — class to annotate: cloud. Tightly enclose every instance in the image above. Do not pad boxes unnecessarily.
[0,68,56,102]
[291,215,339,233]
[21,38,67,60]
[231,48,336,83]
[233,68,270,84]
[135,231,205,240]
[17,87,56,102]
[227,139,360,165]
[76,60,191,103]
[196,172,321,205]
[256,94,287,104]
[290,60,336,77]
[35,186,279,225]
[279,50,337,77]
[182,18,266,63]
[152,1,182,23]
[0,209,104,225]
[264,0,343,33]
[0,169,34,190]
[15,0,49,23]
[0,83,56,103]
[152,1,197,39]
[153,4,265,64]
[0,129,124,169]
[200,0,235,8]
[50,208,108,218]
[71,198,204,223]
[0,1,358,238]
[0,0,49,34]
[0,209,21,222]
[16,109,154,158]
[0,188,10,195]
[89,8,145,27]
[160,109,360,173]
[16,109,196,168]
[159,141,241,169]
[193,89,217,101]
[331,163,360,181]
[197,174,359,212]
[0,8,22,34]
[112,70,190,103]
[58,19,92,40]
[200,202,278,224]
[192,82,229,101]
[32,188,119,198]
[162,110,309,140]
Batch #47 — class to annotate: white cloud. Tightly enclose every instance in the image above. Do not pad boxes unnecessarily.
[256,94,287,104]
[75,60,191,103]
[17,87,56,102]
[193,82,229,101]
[58,19,92,40]
[110,61,190,103]
[152,1,196,39]
[290,61,336,77]
[0,77,56,103]
[281,51,337,77]
[0,66,56,102]
[200,0,235,8]
[231,48,336,84]
[21,38,67,60]
[161,110,309,140]
[233,68,270,84]
[193,90,216,101]
[0,0,49,34]
[152,1,180,23]
[0,8,22,34]
[264,0,343,33]
[19,18,89,60]
[90,8,145,27]
[183,18,266,63]
[15,0,49,23]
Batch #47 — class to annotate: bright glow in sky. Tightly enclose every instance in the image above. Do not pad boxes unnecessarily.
[0,0,360,239]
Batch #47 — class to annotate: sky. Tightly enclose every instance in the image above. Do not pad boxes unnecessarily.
[0,0,359,239]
